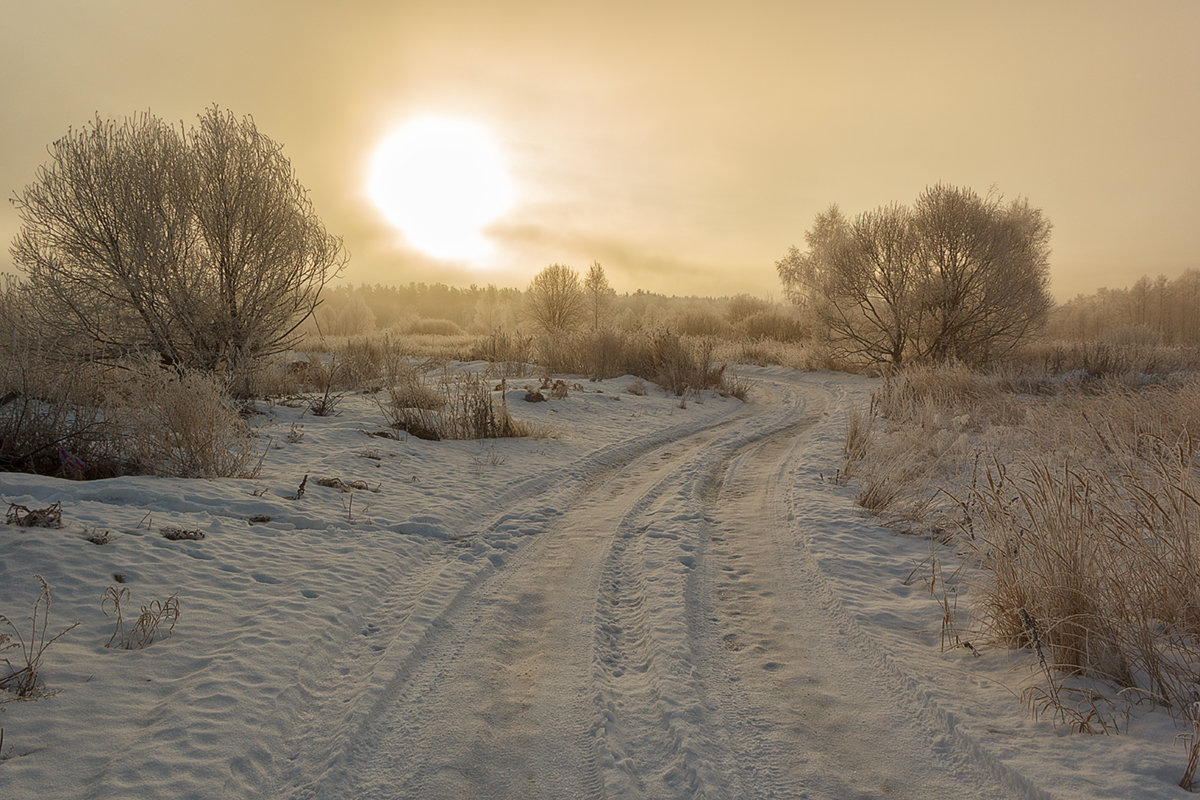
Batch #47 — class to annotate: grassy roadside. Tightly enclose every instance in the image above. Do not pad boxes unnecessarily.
[843,355,1200,724]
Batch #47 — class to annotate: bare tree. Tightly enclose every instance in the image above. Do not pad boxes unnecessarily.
[912,185,1052,362]
[778,204,923,365]
[583,260,615,332]
[10,107,345,375]
[11,113,192,364]
[526,263,584,334]
[779,186,1052,366]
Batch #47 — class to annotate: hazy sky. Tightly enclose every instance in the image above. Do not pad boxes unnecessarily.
[3,0,1197,300]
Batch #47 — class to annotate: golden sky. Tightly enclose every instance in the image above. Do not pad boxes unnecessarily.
[2,0,1197,300]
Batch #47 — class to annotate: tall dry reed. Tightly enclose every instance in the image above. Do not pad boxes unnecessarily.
[848,364,1200,713]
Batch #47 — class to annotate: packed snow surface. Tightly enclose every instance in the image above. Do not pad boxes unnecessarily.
[0,367,1193,798]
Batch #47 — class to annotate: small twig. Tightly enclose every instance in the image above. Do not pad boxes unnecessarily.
[1179,702,1200,791]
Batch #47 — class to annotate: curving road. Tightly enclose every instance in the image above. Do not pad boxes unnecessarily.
[273,371,1036,800]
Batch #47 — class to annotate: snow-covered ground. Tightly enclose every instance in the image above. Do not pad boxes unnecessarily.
[0,366,1193,798]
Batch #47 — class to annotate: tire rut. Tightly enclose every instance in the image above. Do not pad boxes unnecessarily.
[589,376,827,799]
[692,380,1042,799]
[274,394,765,799]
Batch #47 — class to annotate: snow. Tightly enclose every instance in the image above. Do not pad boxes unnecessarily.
[0,367,1194,798]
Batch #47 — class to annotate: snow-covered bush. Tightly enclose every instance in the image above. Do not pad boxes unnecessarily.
[104,357,261,478]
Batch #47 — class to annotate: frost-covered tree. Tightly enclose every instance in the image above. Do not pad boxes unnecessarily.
[10,106,345,373]
[913,185,1052,362]
[526,263,585,334]
[779,185,1052,365]
[583,261,615,332]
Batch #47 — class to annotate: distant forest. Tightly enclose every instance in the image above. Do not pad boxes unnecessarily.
[1048,270,1200,345]
[308,282,808,342]
[311,271,1200,348]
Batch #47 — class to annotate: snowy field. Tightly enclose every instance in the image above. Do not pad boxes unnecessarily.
[0,366,1194,799]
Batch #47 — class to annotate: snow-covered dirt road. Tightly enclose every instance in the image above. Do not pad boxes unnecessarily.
[276,372,1021,800]
[1,368,1190,799]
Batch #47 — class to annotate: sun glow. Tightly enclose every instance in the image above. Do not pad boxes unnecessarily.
[367,115,516,262]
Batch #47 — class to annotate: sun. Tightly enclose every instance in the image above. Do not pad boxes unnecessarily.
[367,115,516,262]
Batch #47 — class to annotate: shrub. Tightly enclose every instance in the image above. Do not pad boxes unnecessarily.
[106,358,262,478]
[649,332,725,396]
[406,317,464,336]
[669,309,728,337]
[737,309,809,342]
[379,371,532,440]
[534,332,585,374]
[579,330,629,380]
[0,339,115,477]
[1007,340,1200,380]
[469,329,533,367]
[725,293,771,322]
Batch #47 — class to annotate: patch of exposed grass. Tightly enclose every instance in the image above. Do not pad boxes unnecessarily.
[379,370,535,440]
[846,363,1200,718]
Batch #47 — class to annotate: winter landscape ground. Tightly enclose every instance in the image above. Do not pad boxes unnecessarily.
[0,365,1195,799]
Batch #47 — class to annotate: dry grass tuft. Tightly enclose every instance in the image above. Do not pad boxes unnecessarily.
[717,370,752,400]
[386,365,444,411]
[872,362,1023,426]
[160,526,205,541]
[316,476,373,492]
[83,528,113,545]
[967,444,1200,712]
[0,576,78,698]
[102,585,180,649]
[1179,703,1200,791]
[5,501,63,528]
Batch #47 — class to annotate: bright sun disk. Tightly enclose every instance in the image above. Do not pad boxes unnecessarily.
[367,115,516,262]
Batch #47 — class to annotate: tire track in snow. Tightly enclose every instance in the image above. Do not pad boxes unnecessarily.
[691,374,1052,799]
[589,374,823,798]
[277,368,1050,800]
[272,393,762,799]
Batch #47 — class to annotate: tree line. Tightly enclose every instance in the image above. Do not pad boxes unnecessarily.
[1047,271,1200,346]
[312,270,806,343]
